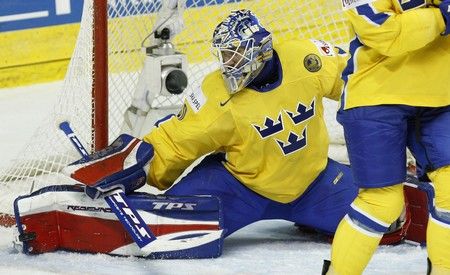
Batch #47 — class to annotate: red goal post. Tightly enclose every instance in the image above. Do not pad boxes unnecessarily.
[92,0,109,152]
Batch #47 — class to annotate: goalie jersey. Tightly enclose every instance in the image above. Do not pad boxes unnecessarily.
[342,0,450,110]
[144,39,347,203]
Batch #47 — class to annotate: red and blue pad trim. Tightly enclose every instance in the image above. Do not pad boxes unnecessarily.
[14,185,224,259]
[104,190,156,248]
[65,134,153,188]
[63,134,154,199]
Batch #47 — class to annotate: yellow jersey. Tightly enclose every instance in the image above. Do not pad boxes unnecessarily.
[342,0,450,109]
[144,39,347,203]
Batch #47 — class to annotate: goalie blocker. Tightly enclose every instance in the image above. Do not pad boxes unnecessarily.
[13,185,224,259]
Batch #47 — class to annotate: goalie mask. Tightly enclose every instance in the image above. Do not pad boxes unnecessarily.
[212,10,273,94]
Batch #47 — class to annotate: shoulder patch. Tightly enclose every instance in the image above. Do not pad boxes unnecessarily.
[186,89,206,113]
[310,39,335,56]
[341,0,375,10]
[303,54,322,73]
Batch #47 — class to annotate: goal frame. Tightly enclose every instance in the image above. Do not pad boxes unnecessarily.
[92,0,109,152]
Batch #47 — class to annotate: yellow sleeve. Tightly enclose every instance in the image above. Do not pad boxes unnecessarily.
[306,40,347,101]
[143,74,238,190]
[346,0,445,56]
[323,49,348,101]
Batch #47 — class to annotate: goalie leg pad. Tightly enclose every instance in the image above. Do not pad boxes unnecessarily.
[402,176,430,245]
[14,185,224,259]
[379,175,431,246]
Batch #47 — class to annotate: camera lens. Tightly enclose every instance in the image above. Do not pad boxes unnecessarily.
[165,69,188,94]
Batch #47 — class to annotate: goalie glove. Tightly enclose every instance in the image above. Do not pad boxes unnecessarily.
[62,134,154,199]
[439,0,450,35]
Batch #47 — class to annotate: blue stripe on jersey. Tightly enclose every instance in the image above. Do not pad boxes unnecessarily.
[356,4,390,25]
[339,36,364,111]
[154,114,175,127]
[335,46,346,55]
[348,205,390,233]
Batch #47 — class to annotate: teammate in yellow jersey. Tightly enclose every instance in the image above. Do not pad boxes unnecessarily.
[325,0,450,274]
[142,9,362,237]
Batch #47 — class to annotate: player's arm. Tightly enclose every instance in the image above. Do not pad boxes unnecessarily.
[143,112,217,191]
[310,40,348,101]
[64,77,235,194]
[144,79,238,190]
[346,0,446,56]
[323,47,348,101]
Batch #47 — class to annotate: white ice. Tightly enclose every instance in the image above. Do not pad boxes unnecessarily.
[0,82,428,274]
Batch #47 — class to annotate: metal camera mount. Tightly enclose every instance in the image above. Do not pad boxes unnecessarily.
[144,27,188,96]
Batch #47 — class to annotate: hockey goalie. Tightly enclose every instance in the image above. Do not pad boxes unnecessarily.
[12,133,431,259]
[13,7,432,259]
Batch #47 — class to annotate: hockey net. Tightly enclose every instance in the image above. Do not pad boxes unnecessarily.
[0,0,351,226]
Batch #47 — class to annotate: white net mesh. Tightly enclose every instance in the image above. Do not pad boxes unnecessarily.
[0,0,351,225]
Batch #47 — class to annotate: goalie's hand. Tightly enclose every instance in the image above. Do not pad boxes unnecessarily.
[439,0,450,35]
[62,134,154,199]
